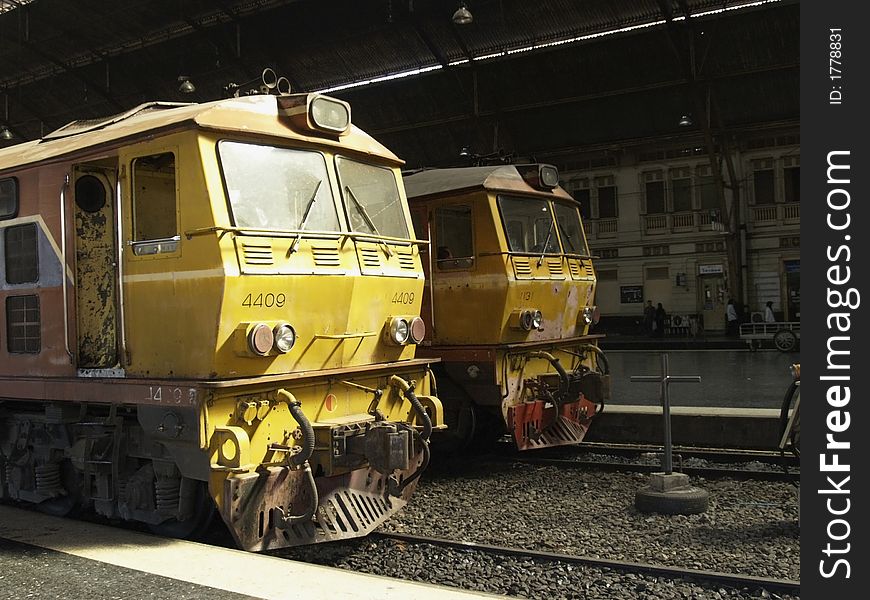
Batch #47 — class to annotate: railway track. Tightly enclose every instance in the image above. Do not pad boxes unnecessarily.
[574,442,799,465]
[373,531,801,597]
[484,441,800,481]
[501,455,799,482]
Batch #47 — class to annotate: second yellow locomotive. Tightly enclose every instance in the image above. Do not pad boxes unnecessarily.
[404,164,609,451]
[0,90,442,550]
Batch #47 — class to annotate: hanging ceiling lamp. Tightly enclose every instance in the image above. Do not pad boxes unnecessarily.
[178,75,196,93]
[452,3,473,25]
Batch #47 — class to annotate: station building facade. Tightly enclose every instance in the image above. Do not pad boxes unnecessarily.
[553,126,800,333]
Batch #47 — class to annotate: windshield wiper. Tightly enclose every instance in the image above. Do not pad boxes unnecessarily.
[288,180,322,255]
[556,219,578,253]
[537,219,555,267]
[345,185,393,258]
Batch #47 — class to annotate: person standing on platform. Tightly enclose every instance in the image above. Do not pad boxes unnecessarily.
[764,301,776,323]
[726,299,739,337]
[654,302,666,338]
[643,300,655,335]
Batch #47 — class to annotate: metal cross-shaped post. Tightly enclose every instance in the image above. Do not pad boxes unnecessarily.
[631,353,701,474]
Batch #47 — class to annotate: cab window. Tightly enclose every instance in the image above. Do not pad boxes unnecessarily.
[553,202,590,256]
[219,141,338,232]
[434,204,473,270]
[497,195,559,254]
[132,152,178,244]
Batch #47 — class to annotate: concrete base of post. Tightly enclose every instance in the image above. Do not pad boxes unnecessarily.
[635,472,710,515]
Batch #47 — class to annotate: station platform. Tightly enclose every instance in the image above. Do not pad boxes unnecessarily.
[0,506,501,600]
[584,404,784,450]
[596,332,747,351]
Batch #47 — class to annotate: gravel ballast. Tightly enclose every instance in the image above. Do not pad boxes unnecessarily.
[278,459,800,598]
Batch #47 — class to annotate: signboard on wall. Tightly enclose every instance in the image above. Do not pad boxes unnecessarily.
[698,264,724,275]
[619,285,644,304]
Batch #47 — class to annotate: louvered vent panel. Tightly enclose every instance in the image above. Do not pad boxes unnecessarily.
[547,258,564,277]
[312,246,341,267]
[513,257,532,278]
[359,247,381,268]
[568,259,582,278]
[397,253,416,270]
[242,243,273,265]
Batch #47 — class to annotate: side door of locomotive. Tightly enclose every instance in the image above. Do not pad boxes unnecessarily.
[409,204,433,333]
[71,163,120,370]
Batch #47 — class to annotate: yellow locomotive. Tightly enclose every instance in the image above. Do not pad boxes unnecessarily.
[0,88,443,551]
[404,164,608,451]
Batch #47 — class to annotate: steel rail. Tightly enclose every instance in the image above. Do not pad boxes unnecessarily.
[372,532,801,596]
[494,440,800,466]
[574,441,798,464]
[502,455,799,482]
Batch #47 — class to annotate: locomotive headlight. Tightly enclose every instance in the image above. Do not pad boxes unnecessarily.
[790,363,801,381]
[520,309,534,331]
[389,317,411,345]
[409,317,426,344]
[532,309,543,329]
[273,323,296,353]
[582,307,594,325]
[247,323,274,356]
[311,96,351,133]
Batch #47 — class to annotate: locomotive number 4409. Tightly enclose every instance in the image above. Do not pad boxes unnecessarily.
[391,291,415,304]
[242,292,286,308]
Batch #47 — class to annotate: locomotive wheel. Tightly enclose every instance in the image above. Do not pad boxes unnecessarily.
[36,461,83,518]
[148,480,216,540]
[433,395,477,455]
[773,329,798,353]
[468,407,506,453]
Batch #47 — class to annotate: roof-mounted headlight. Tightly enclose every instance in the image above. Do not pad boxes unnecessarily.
[311,96,350,133]
[517,164,560,190]
[273,323,296,353]
[277,93,351,136]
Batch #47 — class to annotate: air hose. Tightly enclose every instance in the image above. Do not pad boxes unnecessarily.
[389,375,432,441]
[388,376,433,496]
[528,351,570,405]
[394,426,431,494]
[273,389,319,528]
[583,343,611,375]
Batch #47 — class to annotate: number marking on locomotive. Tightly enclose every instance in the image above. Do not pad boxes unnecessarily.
[242,292,286,308]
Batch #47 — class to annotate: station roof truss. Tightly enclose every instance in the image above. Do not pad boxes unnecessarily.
[0,0,798,166]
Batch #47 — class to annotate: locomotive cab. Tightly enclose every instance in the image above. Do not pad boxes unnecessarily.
[0,92,443,551]
[405,164,609,451]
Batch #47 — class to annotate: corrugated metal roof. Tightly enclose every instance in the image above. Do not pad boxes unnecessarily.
[0,0,797,165]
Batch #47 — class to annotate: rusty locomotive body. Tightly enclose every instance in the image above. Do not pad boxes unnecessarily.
[0,92,443,550]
